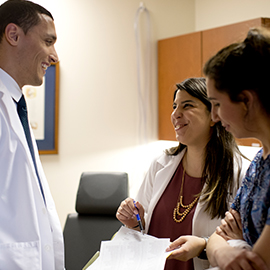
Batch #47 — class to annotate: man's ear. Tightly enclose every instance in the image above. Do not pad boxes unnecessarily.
[5,23,20,46]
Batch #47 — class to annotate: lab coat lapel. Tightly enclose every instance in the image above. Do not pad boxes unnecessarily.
[152,148,206,236]
[152,149,186,205]
[0,84,39,183]
[192,183,207,234]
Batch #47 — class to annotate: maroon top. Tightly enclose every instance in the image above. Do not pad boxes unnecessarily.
[148,162,203,270]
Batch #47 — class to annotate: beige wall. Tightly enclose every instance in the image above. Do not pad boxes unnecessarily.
[32,0,194,228]
[1,0,267,229]
[195,0,270,31]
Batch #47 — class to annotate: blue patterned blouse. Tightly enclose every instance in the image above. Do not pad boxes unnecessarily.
[231,148,270,246]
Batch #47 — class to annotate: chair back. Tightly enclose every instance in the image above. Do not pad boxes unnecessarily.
[63,172,129,270]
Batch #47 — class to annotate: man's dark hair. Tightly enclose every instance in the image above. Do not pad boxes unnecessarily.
[0,0,53,43]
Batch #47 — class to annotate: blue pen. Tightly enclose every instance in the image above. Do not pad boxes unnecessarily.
[133,200,144,233]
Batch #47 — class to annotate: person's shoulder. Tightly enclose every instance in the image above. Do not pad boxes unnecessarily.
[149,152,168,168]
[248,148,264,170]
[154,148,185,167]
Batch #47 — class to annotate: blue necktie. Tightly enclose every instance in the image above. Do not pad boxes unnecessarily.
[17,95,45,202]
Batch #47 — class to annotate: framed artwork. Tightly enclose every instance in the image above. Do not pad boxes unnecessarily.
[23,62,59,154]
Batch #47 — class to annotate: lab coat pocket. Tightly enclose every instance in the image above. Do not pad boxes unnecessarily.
[0,241,40,270]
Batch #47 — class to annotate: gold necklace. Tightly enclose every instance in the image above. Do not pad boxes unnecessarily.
[173,168,199,223]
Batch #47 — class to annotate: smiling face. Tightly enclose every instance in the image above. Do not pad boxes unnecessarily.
[171,89,214,147]
[16,14,58,88]
[206,78,249,139]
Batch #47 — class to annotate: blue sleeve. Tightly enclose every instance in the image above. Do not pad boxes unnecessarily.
[231,186,241,212]
[266,183,270,225]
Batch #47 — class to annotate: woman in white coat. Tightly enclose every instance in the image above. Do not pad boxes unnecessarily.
[116,77,249,270]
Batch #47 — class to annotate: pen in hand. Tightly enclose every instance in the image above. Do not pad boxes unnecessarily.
[133,200,144,233]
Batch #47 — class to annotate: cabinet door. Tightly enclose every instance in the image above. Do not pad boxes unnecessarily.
[158,32,202,141]
[202,18,270,66]
[202,18,270,147]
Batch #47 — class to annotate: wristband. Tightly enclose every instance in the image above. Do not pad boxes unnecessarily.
[198,237,209,260]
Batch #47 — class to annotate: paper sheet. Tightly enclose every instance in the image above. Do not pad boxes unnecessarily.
[86,226,171,270]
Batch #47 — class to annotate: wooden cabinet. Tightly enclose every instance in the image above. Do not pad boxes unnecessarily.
[158,18,270,146]
[202,18,270,68]
[158,32,201,141]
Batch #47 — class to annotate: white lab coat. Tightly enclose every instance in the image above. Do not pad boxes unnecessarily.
[0,69,65,270]
[136,148,250,270]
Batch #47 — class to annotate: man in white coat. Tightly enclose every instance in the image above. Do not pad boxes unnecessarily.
[0,0,65,269]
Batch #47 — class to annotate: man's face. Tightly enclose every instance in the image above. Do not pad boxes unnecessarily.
[17,14,58,88]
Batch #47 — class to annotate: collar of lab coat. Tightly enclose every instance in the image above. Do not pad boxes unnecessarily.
[0,69,39,183]
[0,68,22,102]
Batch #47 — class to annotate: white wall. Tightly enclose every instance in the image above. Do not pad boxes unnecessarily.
[195,0,270,31]
[49,0,267,229]
[28,0,195,228]
[2,0,267,229]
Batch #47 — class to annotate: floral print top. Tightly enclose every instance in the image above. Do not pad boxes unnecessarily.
[231,148,270,246]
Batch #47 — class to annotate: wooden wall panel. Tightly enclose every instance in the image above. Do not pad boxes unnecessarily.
[158,18,270,146]
[202,18,265,67]
[202,18,270,147]
[235,138,262,147]
[158,32,202,141]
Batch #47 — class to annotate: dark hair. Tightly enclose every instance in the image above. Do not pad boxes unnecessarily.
[165,77,241,219]
[0,0,53,43]
[203,27,270,116]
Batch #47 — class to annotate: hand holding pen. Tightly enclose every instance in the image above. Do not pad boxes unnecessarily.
[116,197,145,233]
[133,200,144,233]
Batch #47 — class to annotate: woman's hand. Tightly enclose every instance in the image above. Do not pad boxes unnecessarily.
[213,245,269,270]
[216,209,243,241]
[116,198,145,230]
[166,235,206,261]
[206,232,269,270]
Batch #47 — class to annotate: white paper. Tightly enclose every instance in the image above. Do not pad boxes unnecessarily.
[111,226,159,242]
[86,226,171,270]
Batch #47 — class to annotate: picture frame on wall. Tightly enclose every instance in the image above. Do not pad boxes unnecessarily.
[23,62,59,154]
